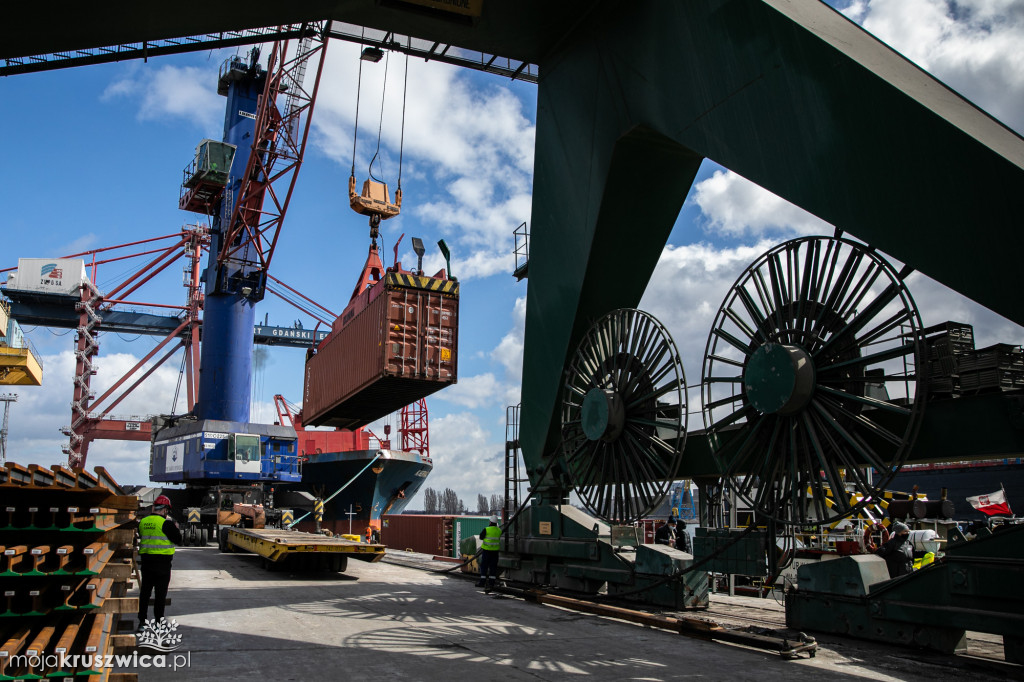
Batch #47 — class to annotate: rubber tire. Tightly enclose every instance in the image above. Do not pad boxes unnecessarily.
[200,528,209,546]
[182,531,191,547]
[218,532,231,553]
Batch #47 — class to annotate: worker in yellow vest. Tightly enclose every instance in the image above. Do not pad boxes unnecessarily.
[137,495,182,627]
[476,515,502,589]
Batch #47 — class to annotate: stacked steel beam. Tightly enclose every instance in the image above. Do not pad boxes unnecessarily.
[0,462,138,681]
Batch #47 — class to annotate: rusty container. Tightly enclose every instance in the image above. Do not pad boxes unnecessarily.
[303,272,459,429]
[381,514,454,556]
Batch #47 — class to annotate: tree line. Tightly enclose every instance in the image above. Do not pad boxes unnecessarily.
[421,487,505,516]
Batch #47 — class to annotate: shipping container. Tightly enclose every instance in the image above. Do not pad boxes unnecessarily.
[453,516,491,557]
[7,258,88,296]
[381,514,454,557]
[304,272,459,429]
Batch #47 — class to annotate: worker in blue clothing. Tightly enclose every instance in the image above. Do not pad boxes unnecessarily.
[477,515,502,589]
[137,495,183,627]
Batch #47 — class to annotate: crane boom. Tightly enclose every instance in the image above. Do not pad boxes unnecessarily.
[215,26,329,298]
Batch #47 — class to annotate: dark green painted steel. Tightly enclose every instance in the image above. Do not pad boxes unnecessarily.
[5,3,1024,587]
[693,527,768,576]
[5,1,1023,480]
[521,1,1024,489]
[0,1,584,65]
[787,525,1024,658]
[743,344,815,415]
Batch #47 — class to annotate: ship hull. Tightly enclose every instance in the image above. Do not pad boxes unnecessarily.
[890,460,1023,520]
[280,448,431,534]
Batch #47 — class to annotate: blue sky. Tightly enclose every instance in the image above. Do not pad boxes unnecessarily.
[2,0,1023,507]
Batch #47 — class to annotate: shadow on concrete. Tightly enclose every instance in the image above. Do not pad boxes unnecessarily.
[169,545,364,581]
[136,620,890,682]
[150,546,1017,681]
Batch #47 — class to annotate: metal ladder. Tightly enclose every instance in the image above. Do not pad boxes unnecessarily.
[504,404,528,546]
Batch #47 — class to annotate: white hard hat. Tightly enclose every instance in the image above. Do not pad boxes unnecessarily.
[489,515,499,523]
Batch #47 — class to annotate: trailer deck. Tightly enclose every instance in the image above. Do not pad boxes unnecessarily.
[223,527,385,565]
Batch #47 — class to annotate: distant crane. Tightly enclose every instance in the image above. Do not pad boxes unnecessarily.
[0,393,16,463]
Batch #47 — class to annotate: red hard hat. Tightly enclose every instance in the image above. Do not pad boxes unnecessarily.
[154,495,172,507]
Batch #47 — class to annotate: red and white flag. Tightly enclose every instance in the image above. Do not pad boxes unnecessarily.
[966,488,1013,516]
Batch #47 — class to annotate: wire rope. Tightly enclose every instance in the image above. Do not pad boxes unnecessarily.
[368,50,390,183]
[350,28,365,178]
[398,40,409,190]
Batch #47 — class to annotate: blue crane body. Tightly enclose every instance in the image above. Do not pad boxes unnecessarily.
[151,52,300,485]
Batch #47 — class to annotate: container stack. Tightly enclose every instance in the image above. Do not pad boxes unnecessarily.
[922,321,975,397]
[0,462,138,682]
[958,343,1024,393]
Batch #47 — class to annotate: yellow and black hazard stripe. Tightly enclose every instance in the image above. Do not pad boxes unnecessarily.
[314,499,324,522]
[386,272,460,296]
[807,485,891,529]
[187,508,201,524]
[281,509,294,526]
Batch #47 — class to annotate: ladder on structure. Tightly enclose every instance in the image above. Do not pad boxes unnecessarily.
[0,393,16,463]
[504,404,528,545]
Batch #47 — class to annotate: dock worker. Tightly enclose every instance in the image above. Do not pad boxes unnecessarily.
[137,495,182,627]
[654,518,676,546]
[674,519,692,554]
[477,515,502,589]
[876,521,914,578]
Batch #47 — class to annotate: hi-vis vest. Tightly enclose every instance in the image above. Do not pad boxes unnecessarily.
[481,525,501,551]
[139,514,175,555]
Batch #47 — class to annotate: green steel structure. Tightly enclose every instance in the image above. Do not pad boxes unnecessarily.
[787,524,1024,663]
[5,0,1024,624]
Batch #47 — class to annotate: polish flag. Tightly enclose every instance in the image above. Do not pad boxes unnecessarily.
[966,488,1013,516]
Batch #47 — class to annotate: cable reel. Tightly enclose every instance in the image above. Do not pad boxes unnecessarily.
[559,308,688,523]
[700,235,926,526]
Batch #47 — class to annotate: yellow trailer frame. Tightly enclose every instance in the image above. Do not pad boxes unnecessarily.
[224,528,385,565]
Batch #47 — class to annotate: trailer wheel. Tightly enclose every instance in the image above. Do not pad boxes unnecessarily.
[331,555,348,573]
[200,528,209,546]
[218,532,232,553]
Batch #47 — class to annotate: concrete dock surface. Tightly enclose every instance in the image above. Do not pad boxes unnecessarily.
[132,545,1015,681]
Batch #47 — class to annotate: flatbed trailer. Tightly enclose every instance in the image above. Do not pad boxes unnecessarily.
[221,527,385,572]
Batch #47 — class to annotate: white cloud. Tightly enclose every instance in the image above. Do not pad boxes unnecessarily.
[691,169,832,239]
[103,63,223,133]
[492,296,526,381]
[418,411,503,506]
[6,350,193,486]
[904,271,1024,344]
[640,240,780,419]
[432,372,502,408]
[56,234,100,258]
[313,42,535,281]
[840,0,1024,133]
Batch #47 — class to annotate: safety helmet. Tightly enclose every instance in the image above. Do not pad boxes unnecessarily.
[489,515,499,523]
[154,495,172,508]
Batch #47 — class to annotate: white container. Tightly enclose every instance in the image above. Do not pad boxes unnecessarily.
[8,258,88,296]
